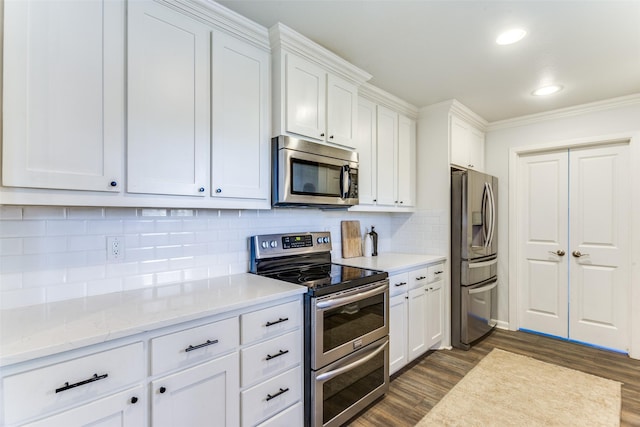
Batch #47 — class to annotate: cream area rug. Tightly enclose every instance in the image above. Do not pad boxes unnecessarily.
[416,348,622,426]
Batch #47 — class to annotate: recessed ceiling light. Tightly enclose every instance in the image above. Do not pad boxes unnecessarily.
[532,85,563,96]
[496,28,527,45]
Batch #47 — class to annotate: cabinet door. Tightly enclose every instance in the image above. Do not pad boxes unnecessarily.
[152,353,239,427]
[355,98,377,205]
[450,115,470,169]
[127,1,210,196]
[285,54,326,140]
[397,115,416,207]
[389,294,408,375]
[24,386,145,427]
[326,74,358,148]
[407,286,428,361]
[2,0,124,192]
[426,281,444,348]
[468,126,485,171]
[376,106,398,206]
[211,31,269,200]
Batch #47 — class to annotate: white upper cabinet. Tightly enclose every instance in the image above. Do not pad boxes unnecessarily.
[271,23,371,149]
[376,105,399,206]
[450,114,485,171]
[285,54,327,141]
[326,74,359,146]
[355,98,378,205]
[211,30,270,201]
[2,0,125,192]
[127,0,210,197]
[397,114,416,207]
[352,84,417,212]
[282,53,358,148]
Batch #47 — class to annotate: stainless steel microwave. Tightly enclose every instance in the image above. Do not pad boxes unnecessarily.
[272,136,359,208]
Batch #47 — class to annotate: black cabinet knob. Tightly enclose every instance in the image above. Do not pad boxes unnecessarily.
[216,188,222,193]
[373,199,377,202]
[320,133,325,137]
[159,386,166,394]
[198,187,205,192]
[110,181,117,187]
[329,135,334,139]
[130,396,139,404]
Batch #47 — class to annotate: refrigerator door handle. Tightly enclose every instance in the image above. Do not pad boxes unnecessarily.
[468,279,498,295]
[468,258,498,269]
[486,182,496,249]
[482,183,490,248]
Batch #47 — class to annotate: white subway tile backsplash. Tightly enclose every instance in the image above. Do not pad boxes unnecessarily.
[0,238,23,256]
[46,220,87,236]
[1,205,439,308]
[123,274,154,291]
[67,207,105,219]
[0,220,47,238]
[46,283,87,302]
[0,273,23,291]
[23,206,66,219]
[0,206,23,220]
[22,269,66,288]
[87,278,123,296]
[22,236,67,254]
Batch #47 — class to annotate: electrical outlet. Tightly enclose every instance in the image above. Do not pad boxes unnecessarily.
[107,236,124,261]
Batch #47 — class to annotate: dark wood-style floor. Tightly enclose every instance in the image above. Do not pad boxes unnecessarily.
[347,329,640,426]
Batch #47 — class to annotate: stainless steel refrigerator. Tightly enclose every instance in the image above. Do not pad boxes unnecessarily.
[451,169,498,350]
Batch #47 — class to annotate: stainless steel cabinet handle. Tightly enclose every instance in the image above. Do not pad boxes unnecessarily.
[549,250,566,256]
[572,250,589,258]
[316,283,388,309]
[316,339,388,382]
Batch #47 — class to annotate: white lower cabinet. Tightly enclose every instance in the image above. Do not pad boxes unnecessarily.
[239,300,304,426]
[151,353,239,427]
[0,296,304,427]
[24,386,145,427]
[388,262,446,375]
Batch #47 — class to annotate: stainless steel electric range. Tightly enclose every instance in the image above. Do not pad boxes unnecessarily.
[250,231,390,427]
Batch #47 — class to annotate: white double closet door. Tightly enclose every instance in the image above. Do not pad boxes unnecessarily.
[518,142,630,352]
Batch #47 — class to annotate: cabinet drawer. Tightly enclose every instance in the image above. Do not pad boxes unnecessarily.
[241,300,301,345]
[241,330,301,387]
[256,401,303,427]
[428,263,446,283]
[241,366,301,427]
[151,316,238,375]
[388,272,409,297]
[408,267,428,290]
[3,342,144,425]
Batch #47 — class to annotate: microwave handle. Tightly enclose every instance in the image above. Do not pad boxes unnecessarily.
[340,165,350,199]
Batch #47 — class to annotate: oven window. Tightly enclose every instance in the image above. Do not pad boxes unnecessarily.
[323,348,385,424]
[323,293,384,352]
[291,159,341,196]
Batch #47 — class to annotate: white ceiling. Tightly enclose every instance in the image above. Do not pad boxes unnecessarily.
[217,0,640,122]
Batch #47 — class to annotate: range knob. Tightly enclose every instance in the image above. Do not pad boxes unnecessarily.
[270,240,278,248]
[317,237,323,244]
[261,241,269,249]
[323,237,330,243]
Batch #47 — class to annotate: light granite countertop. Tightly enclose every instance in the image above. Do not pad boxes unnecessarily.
[335,252,446,274]
[0,273,306,367]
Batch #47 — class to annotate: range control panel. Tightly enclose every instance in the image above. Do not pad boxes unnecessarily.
[251,232,332,259]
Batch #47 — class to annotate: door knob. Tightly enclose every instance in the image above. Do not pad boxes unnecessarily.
[572,250,589,258]
[549,250,566,256]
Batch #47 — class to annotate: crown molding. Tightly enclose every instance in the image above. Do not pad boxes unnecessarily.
[448,99,488,129]
[270,23,372,85]
[159,0,270,51]
[487,93,640,131]
[359,83,419,119]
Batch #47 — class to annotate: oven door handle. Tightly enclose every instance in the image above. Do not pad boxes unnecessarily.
[315,282,388,310]
[316,339,388,383]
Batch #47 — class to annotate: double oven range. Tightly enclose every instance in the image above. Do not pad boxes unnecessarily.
[250,232,389,427]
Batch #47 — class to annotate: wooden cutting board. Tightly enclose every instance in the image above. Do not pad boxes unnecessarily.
[341,220,363,258]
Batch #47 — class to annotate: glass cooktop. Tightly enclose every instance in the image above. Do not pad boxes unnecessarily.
[262,263,388,297]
